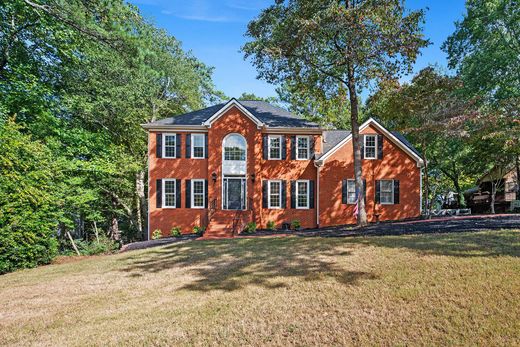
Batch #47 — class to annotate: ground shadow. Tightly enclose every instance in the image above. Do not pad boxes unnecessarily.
[120,237,377,291]
[350,229,520,258]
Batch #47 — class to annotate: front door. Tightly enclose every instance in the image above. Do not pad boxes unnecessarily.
[224,177,246,210]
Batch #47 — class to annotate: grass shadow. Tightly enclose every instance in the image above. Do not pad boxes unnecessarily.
[120,237,377,291]
[353,230,520,258]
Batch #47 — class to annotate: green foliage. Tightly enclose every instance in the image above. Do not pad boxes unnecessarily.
[61,235,118,256]
[443,0,519,102]
[170,227,181,237]
[0,120,60,274]
[193,226,205,236]
[291,220,301,230]
[245,222,257,233]
[0,0,222,272]
[267,221,276,231]
[151,229,162,240]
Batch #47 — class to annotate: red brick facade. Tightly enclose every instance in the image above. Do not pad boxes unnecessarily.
[147,104,422,238]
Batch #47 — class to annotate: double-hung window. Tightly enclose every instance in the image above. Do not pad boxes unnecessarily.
[296,136,309,160]
[191,134,205,159]
[191,179,205,208]
[268,135,281,160]
[163,179,176,207]
[364,135,377,159]
[346,179,357,204]
[268,180,282,208]
[296,180,309,209]
[380,180,394,204]
[163,134,176,158]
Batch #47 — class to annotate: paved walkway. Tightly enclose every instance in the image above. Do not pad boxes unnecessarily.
[121,214,520,251]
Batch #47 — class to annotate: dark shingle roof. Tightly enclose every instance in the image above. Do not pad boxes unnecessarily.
[318,130,351,159]
[145,99,319,128]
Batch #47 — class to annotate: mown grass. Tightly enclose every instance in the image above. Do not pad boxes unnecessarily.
[1,230,519,346]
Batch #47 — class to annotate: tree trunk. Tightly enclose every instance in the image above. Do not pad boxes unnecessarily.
[109,216,120,241]
[93,221,100,243]
[490,180,496,214]
[421,143,431,218]
[454,179,462,207]
[135,171,145,239]
[516,156,520,200]
[346,81,367,227]
[66,231,81,256]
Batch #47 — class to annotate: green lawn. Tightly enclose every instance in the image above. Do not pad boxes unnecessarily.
[1,230,520,346]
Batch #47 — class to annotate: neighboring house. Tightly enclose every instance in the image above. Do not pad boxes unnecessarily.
[142,98,424,238]
[465,166,519,213]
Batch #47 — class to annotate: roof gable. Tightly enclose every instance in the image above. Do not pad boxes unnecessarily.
[142,99,320,129]
[316,118,424,167]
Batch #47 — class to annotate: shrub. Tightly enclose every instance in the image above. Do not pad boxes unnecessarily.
[245,222,257,233]
[193,225,205,235]
[291,220,301,230]
[0,120,61,274]
[152,229,162,240]
[72,235,119,256]
[170,226,181,237]
[267,221,276,231]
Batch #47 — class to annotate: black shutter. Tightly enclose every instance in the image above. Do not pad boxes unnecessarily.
[377,135,383,159]
[185,133,191,158]
[290,180,296,208]
[281,135,286,160]
[204,180,208,208]
[176,179,181,208]
[360,135,365,159]
[262,181,268,208]
[394,180,400,204]
[309,180,315,208]
[342,179,348,204]
[363,179,367,203]
[185,179,191,208]
[281,180,287,208]
[204,134,208,158]
[375,180,381,204]
[156,179,162,208]
[290,136,296,160]
[156,134,162,158]
[262,135,268,160]
[176,134,182,158]
[310,136,315,159]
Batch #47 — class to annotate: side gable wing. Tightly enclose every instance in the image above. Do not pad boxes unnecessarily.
[316,118,424,167]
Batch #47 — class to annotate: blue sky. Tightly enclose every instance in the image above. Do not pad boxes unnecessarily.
[129,0,466,101]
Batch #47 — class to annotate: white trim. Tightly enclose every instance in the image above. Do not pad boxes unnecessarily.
[162,179,177,208]
[263,127,323,134]
[267,135,282,160]
[316,118,424,167]
[142,124,208,132]
[420,167,423,214]
[296,136,310,160]
[296,180,310,209]
[267,180,282,209]
[379,179,394,205]
[222,176,247,210]
[363,134,377,160]
[203,99,264,129]
[191,179,205,209]
[191,133,205,159]
[162,133,177,158]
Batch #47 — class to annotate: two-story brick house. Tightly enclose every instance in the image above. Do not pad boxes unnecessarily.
[142,98,424,238]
